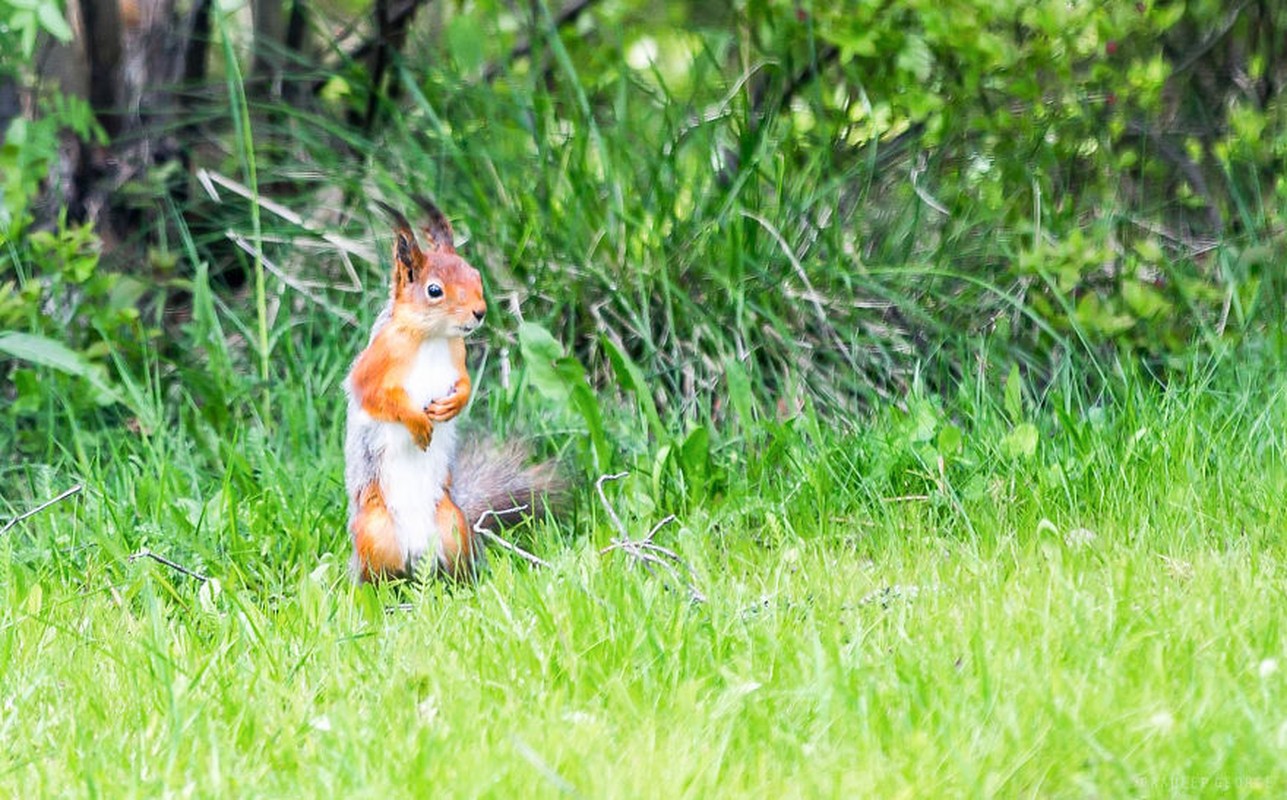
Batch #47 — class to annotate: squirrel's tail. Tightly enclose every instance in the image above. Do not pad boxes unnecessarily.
[452,440,563,533]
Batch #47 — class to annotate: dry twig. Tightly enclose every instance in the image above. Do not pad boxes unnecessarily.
[595,473,706,603]
[595,472,630,537]
[128,548,210,582]
[226,231,360,326]
[0,485,83,536]
[473,505,552,568]
[196,169,378,262]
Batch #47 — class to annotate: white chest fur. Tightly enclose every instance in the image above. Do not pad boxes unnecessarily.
[377,338,461,567]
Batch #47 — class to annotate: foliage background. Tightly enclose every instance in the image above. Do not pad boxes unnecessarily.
[1,0,1283,427]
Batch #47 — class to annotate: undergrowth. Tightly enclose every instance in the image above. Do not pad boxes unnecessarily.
[1,342,1285,796]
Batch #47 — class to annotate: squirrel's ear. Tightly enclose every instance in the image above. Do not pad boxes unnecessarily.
[375,201,423,289]
[391,230,421,288]
[411,195,456,254]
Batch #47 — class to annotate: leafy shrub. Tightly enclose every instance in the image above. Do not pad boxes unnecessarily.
[759,0,1286,357]
[4,0,1285,431]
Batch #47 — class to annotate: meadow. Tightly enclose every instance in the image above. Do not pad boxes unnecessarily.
[3,338,1285,796]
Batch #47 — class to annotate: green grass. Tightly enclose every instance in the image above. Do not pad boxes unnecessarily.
[2,346,1286,797]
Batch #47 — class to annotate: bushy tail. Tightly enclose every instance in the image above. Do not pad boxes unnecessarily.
[452,440,563,533]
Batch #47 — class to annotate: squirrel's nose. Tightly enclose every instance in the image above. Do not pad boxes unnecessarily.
[473,308,486,321]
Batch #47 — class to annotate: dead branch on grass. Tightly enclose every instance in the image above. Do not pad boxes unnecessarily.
[473,505,552,568]
[0,485,84,536]
[595,473,706,603]
[128,548,210,582]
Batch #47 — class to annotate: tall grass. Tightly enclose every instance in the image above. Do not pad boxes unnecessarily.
[1,328,1285,793]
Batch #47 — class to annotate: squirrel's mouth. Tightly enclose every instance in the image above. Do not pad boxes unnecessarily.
[456,323,482,336]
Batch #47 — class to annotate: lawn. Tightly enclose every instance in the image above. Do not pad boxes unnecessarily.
[2,353,1285,797]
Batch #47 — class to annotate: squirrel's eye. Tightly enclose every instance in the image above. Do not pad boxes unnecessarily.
[426,284,444,299]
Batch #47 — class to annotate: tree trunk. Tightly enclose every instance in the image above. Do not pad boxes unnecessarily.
[77,0,124,138]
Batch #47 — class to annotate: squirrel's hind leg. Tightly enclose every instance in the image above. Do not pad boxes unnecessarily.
[435,492,478,580]
[351,483,407,582]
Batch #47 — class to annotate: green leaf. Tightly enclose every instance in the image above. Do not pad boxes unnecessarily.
[569,380,611,470]
[36,0,72,41]
[905,397,939,443]
[1001,422,1039,460]
[319,76,351,103]
[1132,238,1163,263]
[446,14,486,74]
[11,368,40,414]
[0,330,125,407]
[936,424,963,457]
[24,584,42,615]
[1122,281,1171,320]
[679,425,710,496]
[17,10,38,58]
[518,322,570,402]
[1004,364,1023,422]
[519,323,610,468]
[896,35,934,81]
[723,355,755,432]
[603,336,665,441]
[680,425,709,479]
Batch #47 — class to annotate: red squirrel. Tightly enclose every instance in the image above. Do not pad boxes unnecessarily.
[344,198,558,582]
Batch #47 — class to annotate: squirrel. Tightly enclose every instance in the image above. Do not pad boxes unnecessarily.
[344,197,558,582]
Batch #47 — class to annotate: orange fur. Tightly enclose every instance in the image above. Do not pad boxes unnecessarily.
[349,325,435,448]
[435,490,472,579]
[351,483,406,581]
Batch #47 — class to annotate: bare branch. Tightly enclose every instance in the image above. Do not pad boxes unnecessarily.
[0,485,84,537]
[594,472,629,538]
[595,483,705,603]
[226,231,360,326]
[594,473,630,542]
[602,536,707,604]
[128,548,210,582]
[473,505,552,568]
[197,169,378,263]
[644,514,677,544]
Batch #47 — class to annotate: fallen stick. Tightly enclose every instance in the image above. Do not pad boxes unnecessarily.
[595,473,705,603]
[473,505,552,568]
[128,548,210,582]
[0,484,83,536]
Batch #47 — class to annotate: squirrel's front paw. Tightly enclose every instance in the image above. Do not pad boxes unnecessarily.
[406,414,434,449]
[425,391,466,422]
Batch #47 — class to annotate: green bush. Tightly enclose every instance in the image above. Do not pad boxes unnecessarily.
[761,0,1286,357]
[2,0,1284,428]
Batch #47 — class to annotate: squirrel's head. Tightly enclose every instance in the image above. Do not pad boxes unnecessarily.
[379,198,487,338]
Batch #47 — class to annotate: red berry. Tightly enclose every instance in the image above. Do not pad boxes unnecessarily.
[1106,41,1119,56]
[796,8,807,22]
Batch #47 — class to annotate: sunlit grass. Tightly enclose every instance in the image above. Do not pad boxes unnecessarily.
[2,351,1285,796]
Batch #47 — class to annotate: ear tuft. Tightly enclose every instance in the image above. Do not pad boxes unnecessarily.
[374,200,414,234]
[412,195,456,253]
[395,235,415,269]
[375,201,423,290]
